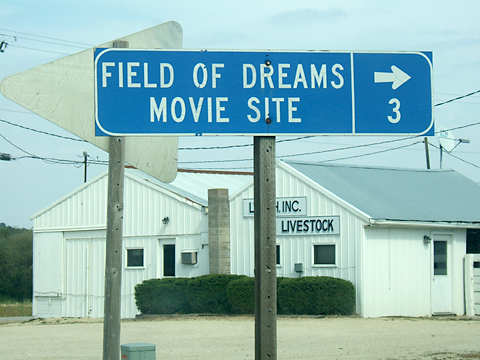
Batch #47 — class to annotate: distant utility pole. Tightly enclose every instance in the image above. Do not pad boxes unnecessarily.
[424,137,431,169]
[83,151,88,183]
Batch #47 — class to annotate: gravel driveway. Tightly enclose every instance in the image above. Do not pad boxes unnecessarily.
[0,315,479,359]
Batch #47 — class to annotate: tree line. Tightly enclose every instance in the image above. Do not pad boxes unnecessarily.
[0,223,32,302]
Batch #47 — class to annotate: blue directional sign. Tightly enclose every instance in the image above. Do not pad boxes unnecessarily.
[94,49,433,136]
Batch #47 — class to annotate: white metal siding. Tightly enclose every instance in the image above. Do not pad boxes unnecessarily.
[32,170,211,319]
[32,164,471,319]
[448,229,468,316]
[361,227,466,318]
[36,231,210,319]
[464,254,480,316]
[33,175,107,230]
[362,227,431,317]
[33,232,64,317]
[476,263,480,315]
[122,234,209,318]
[230,185,255,276]
[230,165,365,314]
[123,175,207,237]
[64,232,106,318]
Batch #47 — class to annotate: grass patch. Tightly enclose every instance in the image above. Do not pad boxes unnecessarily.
[460,354,480,359]
[0,301,32,317]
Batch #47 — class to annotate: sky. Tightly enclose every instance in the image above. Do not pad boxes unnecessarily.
[1,0,480,229]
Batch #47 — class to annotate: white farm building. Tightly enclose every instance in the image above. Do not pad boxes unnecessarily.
[31,161,480,318]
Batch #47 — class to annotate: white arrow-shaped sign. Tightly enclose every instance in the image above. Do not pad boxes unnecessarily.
[0,21,182,183]
[374,65,411,90]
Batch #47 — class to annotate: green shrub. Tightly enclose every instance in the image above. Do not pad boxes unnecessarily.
[227,276,255,314]
[278,276,355,315]
[276,277,287,315]
[134,274,355,316]
[135,278,191,314]
[187,274,245,314]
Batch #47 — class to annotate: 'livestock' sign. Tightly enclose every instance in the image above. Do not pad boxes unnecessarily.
[276,216,340,236]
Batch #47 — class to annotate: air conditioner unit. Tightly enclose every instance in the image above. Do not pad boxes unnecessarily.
[181,251,197,265]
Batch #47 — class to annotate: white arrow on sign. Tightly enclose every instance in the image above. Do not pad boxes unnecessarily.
[0,21,182,183]
[374,65,411,90]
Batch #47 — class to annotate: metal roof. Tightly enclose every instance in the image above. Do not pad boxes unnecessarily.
[284,161,480,223]
[127,167,253,207]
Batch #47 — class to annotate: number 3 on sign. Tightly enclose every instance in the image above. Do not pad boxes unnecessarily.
[388,98,401,123]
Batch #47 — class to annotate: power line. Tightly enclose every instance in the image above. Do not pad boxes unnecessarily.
[315,141,424,163]
[7,43,72,56]
[0,118,86,142]
[428,142,480,170]
[278,135,421,159]
[0,132,37,158]
[0,28,94,47]
[179,135,314,150]
[435,89,480,107]
[3,112,478,166]
[178,139,425,165]
[436,120,480,133]
[0,33,90,50]
[1,87,480,167]
[0,132,106,166]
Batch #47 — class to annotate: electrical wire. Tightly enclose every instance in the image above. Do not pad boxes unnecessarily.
[435,89,480,107]
[179,135,314,151]
[314,141,424,163]
[0,28,94,47]
[1,82,480,167]
[428,143,480,170]
[0,118,86,142]
[0,132,37,158]
[7,43,72,56]
[177,139,425,165]
[0,132,107,165]
[0,33,90,50]
[278,135,421,159]
[436,120,480,133]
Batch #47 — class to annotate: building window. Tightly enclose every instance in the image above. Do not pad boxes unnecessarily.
[127,249,144,268]
[313,244,336,265]
[467,229,480,254]
[276,244,281,266]
[434,241,447,275]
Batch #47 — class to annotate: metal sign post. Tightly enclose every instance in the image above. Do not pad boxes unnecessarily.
[254,136,277,359]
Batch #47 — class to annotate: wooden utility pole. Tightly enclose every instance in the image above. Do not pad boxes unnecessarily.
[103,40,127,360]
[83,151,88,183]
[254,136,277,360]
[424,137,431,169]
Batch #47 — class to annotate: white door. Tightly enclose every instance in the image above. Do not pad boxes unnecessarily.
[65,238,88,317]
[157,239,176,278]
[432,235,452,314]
[66,238,105,317]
